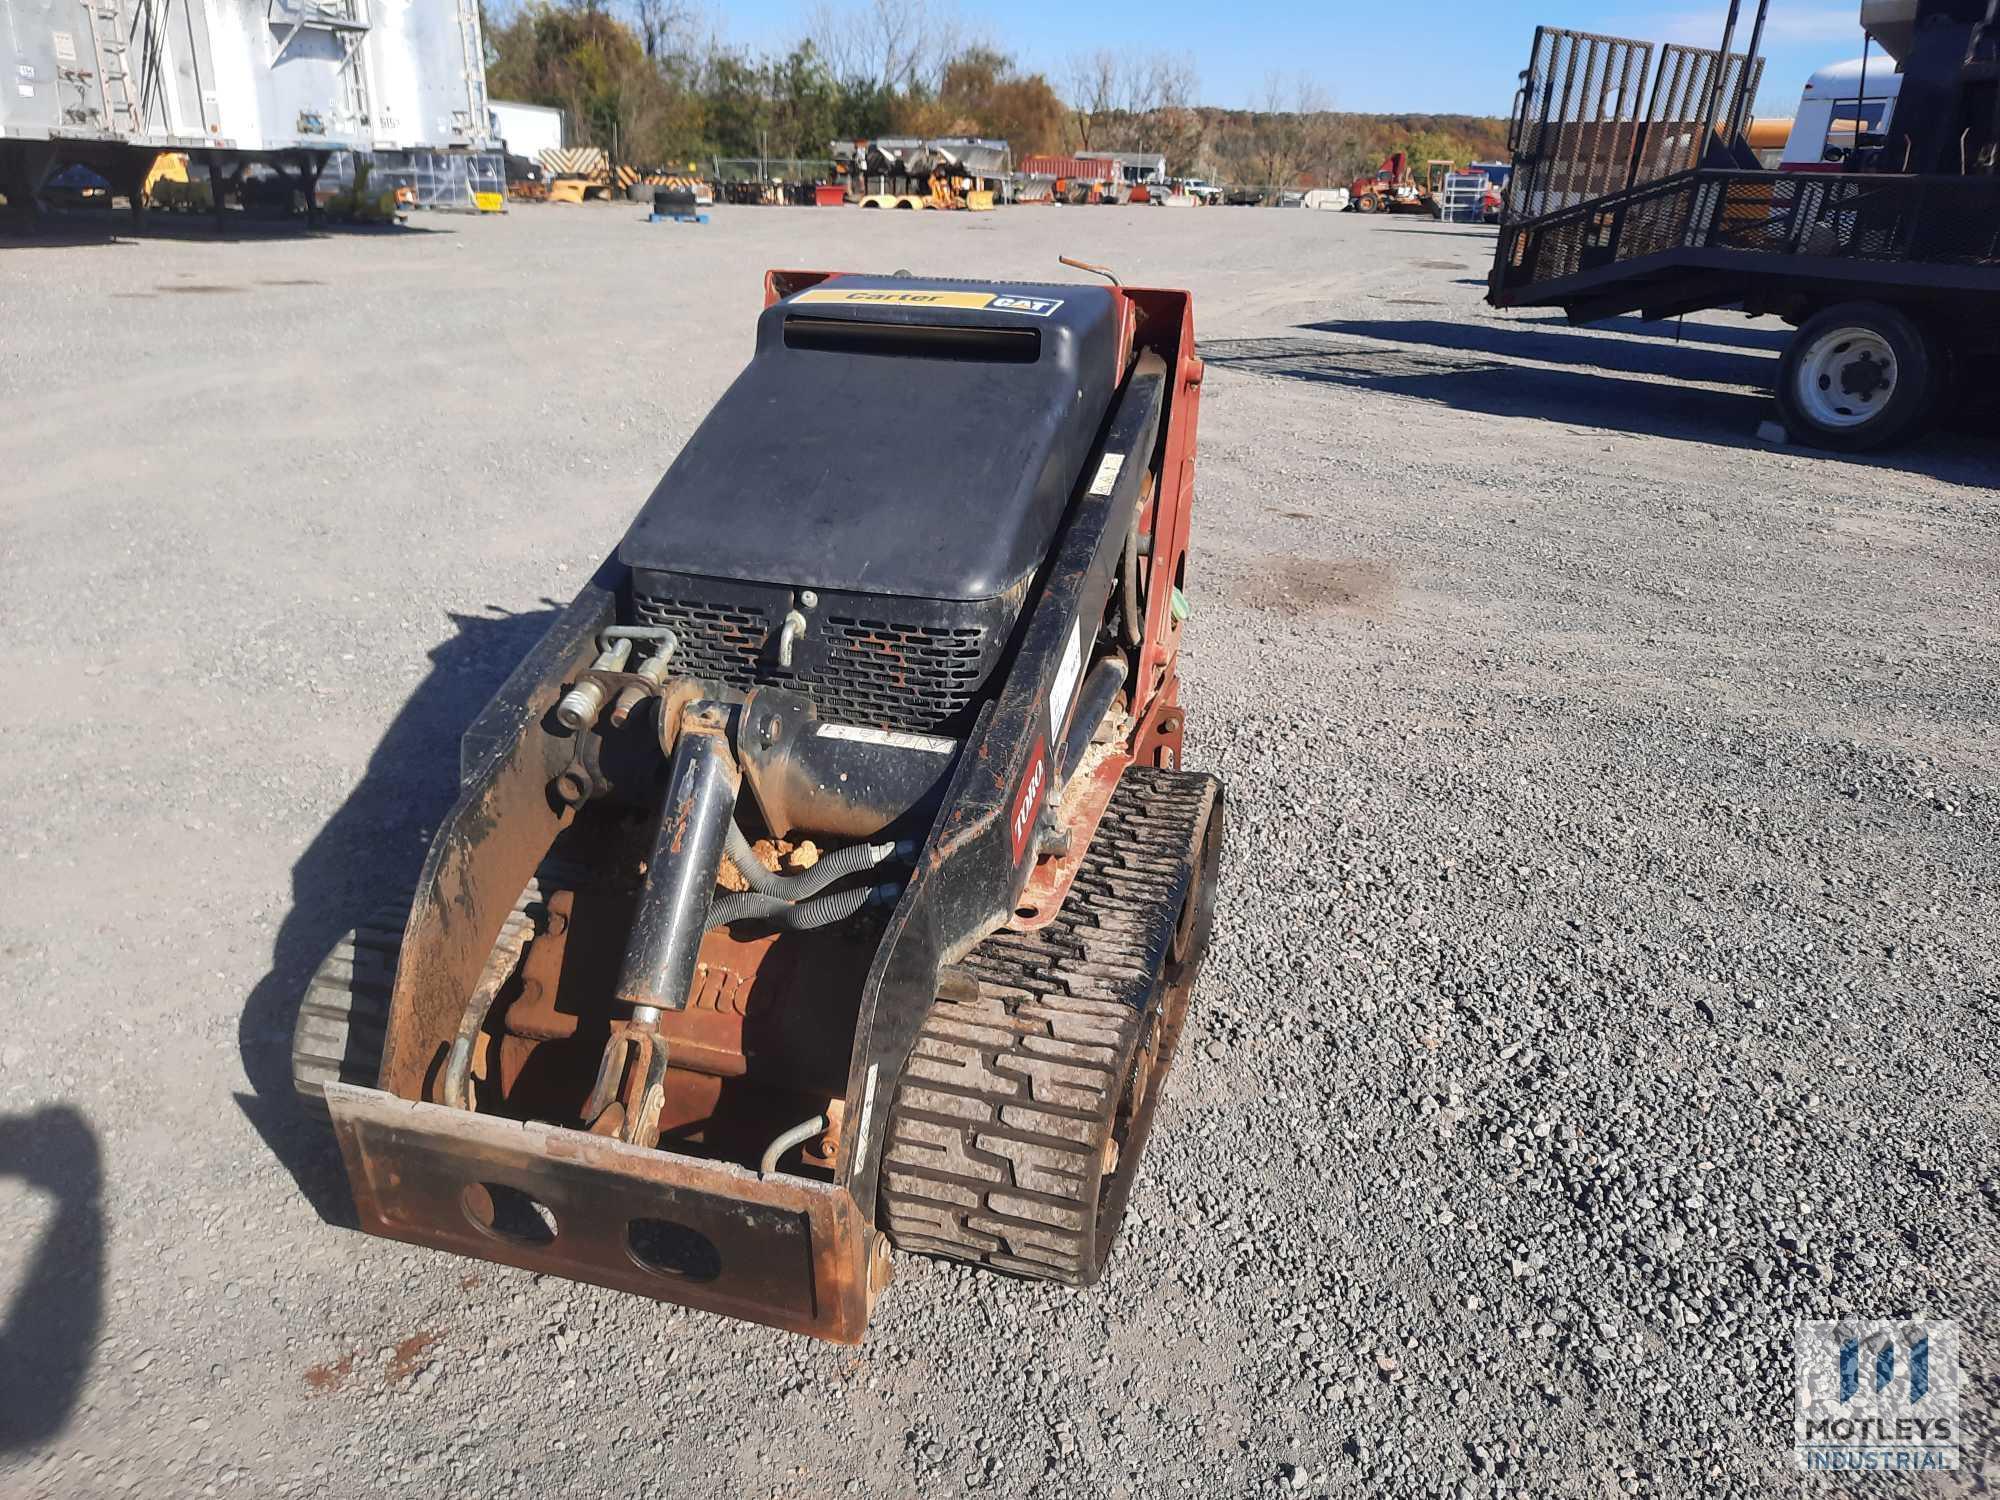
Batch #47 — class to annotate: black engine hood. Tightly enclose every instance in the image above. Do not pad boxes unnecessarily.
[618,275,1123,604]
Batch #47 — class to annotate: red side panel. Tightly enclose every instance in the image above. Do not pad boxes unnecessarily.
[764,269,846,306]
[1121,286,1201,741]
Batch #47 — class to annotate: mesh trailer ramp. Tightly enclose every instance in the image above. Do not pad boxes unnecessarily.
[1486,10,2000,451]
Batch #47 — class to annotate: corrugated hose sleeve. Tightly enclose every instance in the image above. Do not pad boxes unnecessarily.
[724,821,888,902]
[705,882,886,932]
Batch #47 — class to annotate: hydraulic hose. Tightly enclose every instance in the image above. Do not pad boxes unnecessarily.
[724,821,895,904]
[705,881,897,932]
[760,1112,829,1177]
[1119,474,1155,650]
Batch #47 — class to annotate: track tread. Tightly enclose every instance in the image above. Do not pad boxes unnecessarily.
[880,765,1218,1284]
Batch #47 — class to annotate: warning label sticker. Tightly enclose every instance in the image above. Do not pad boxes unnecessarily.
[793,287,1064,317]
[1049,619,1082,740]
[817,723,956,755]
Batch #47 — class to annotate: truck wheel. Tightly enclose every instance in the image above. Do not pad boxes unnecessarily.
[1356,193,1381,214]
[1776,302,1936,452]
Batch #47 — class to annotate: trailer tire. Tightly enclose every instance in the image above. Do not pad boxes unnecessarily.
[1776,301,1936,452]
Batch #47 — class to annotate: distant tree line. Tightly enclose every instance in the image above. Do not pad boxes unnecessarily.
[482,0,1506,184]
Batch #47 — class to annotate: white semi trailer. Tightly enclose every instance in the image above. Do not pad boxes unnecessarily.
[0,0,490,222]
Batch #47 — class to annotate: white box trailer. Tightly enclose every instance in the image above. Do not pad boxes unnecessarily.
[1,0,489,215]
[488,98,562,161]
[363,0,489,151]
[0,0,372,152]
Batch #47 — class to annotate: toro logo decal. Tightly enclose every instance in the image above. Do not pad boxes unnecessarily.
[1010,737,1048,863]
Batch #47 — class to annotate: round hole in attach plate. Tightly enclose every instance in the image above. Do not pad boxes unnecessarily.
[1015,905,1038,920]
[461,1182,557,1246]
[627,1219,722,1282]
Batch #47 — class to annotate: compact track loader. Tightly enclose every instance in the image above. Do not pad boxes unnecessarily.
[293,269,1225,1341]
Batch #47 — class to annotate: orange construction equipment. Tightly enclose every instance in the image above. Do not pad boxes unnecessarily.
[1348,153,1448,214]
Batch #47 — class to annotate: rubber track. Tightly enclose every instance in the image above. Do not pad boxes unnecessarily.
[290,882,544,1115]
[879,766,1218,1284]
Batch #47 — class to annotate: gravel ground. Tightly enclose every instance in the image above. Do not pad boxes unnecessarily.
[0,202,1994,1499]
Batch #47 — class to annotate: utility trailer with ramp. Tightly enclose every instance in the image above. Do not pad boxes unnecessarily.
[1488,1,2000,450]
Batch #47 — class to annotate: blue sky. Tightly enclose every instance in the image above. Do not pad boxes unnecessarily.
[709,0,1871,119]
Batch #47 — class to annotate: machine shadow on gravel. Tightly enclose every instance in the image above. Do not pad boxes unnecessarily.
[236,607,560,1225]
[1245,323,1996,472]
[1201,333,1767,443]
[0,1105,103,1453]
[1523,311,1794,353]
[1304,317,1778,386]
[0,216,444,249]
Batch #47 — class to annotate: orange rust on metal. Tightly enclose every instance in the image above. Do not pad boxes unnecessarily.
[607,1021,666,1145]
[667,789,695,856]
[380,627,598,1103]
[645,1064,836,1169]
[808,1097,845,1171]
[1121,288,1200,729]
[1057,253,1121,285]
[1113,290,1138,386]
[326,1083,876,1343]
[469,1029,492,1088]
[657,925,869,1093]
[493,1033,543,1100]
[500,890,577,1041]
[654,678,704,758]
[1131,672,1186,771]
[763,268,845,306]
[653,1065,726,1136]
[1006,748,1130,933]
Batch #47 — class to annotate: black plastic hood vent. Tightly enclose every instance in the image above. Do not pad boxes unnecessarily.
[781,316,1042,363]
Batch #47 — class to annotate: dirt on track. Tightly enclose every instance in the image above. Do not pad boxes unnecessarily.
[0,202,1994,1499]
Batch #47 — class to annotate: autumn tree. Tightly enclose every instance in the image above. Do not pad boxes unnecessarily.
[895,47,1062,153]
[486,1,704,162]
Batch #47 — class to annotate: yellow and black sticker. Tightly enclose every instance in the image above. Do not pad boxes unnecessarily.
[792,287,1065,317]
